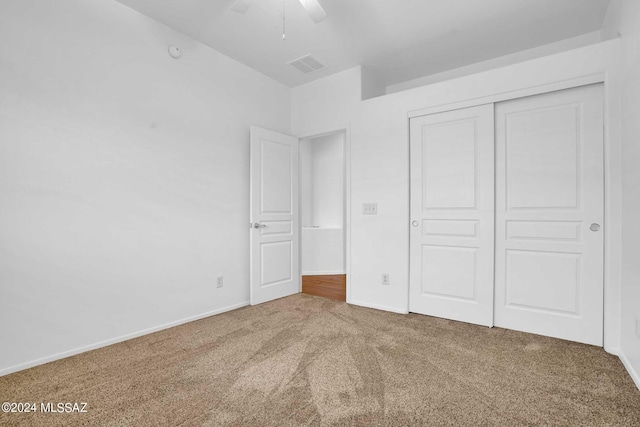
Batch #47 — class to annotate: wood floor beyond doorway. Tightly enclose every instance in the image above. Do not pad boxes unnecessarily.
[302,274,346,301]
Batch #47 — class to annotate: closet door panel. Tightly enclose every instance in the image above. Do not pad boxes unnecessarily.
[494,84,604,346]
[409,104,495,327]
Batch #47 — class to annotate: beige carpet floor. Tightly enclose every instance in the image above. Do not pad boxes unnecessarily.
[1,294,639,426]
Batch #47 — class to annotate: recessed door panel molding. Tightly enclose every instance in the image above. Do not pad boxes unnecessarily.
[261,139,293,214]
[495,84,604,346]
[423,219,478,238]
[260,220,293,236]
[410,104,495,327]
[421,245,478,301]
[505,249,580,315]
[250,126,299,305]
[505,103,582,211]
[422,119,477,210]
[506,220,581,242]
[260,241,293,287]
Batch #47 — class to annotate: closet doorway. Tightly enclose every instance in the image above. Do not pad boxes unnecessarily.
[299,131,347,301]
[409,84,604,346]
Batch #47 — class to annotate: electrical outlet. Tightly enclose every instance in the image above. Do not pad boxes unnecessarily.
[636,316,640,339]
[363,203,378,215]
[217,276,224,288]
[382,273,389,286]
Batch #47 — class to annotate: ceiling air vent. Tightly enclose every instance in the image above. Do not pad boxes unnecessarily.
[288,54,326,74]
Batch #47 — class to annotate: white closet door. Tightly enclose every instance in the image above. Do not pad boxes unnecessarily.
[409,104,495,327]
[494,84,604,346]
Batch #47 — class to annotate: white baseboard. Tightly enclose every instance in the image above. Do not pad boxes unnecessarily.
[619,351,640,391]
[302,270,346,276]
[349,299,409,314]
[0,301,250,377]
[604,346,620,356]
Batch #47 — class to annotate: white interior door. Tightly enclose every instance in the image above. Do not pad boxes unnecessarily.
[409,104,495,327]
[250,126,299,305]
[494,84,604,346]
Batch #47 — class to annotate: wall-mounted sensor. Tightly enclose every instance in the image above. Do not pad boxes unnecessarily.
[168,46,181,59]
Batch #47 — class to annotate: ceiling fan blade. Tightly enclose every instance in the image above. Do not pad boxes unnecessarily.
[231,0,254,14]
[298,0,327,23]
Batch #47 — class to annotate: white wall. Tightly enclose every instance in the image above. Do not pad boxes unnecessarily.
[386,31,604,94]
[0,0,290,375]
[301,133,344,227]
[292,41,623,335]
[299,140,314,227]
[301,228,345,275]
[602,0,640,389]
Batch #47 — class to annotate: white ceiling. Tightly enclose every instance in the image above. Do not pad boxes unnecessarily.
[115,0,612,88]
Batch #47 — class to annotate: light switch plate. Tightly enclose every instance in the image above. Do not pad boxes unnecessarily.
[636,316,640,339]
[363,203,377,215]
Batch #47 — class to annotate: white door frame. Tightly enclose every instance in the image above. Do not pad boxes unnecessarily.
[407,72,622,354]
[297,126,352,302]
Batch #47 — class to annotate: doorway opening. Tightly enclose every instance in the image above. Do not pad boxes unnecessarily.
[299,131,347,301]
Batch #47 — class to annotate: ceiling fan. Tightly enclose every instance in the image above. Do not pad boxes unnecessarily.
[230,0,327,24]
